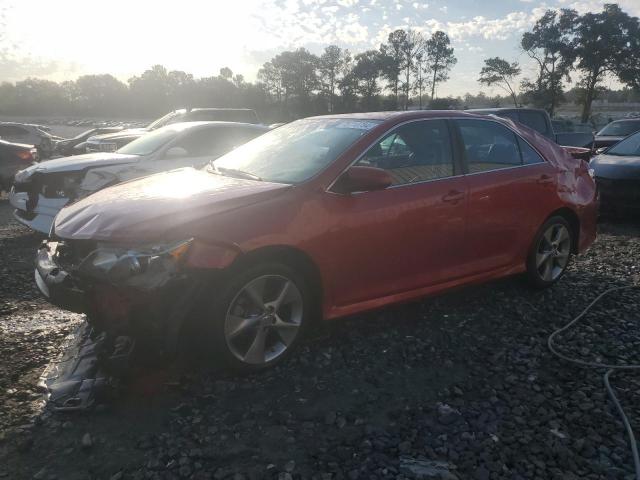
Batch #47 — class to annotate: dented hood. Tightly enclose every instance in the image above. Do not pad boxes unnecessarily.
[15,152,139,182]
[53,167,291,242]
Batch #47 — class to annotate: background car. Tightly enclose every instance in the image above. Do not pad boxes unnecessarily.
[0,139,38,191]
[594,119,640,149]
[35,111,597,376]
[591,129,640,214]
[55,127,124,156]
[86,108,261,153]
[468,108,594,148]
[0,122,59,158]
[10,121,268,233]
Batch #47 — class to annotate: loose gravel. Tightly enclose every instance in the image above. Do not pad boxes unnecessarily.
[0,199,638,480]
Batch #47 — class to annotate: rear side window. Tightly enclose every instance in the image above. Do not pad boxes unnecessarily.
[517,137,545,165]
[456,119,522,173]
[518,111,550,136]
[357,120,454,186]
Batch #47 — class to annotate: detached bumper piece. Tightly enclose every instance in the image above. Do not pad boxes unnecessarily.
[39,323,135,411]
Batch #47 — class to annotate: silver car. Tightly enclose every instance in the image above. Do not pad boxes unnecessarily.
[10,121,268,233]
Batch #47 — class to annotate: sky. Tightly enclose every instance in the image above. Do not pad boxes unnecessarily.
[0,0,638,96]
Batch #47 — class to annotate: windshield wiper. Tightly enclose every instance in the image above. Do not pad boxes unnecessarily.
[208,162,262,181]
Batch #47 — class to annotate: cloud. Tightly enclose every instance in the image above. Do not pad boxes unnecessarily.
[557,0,640,16]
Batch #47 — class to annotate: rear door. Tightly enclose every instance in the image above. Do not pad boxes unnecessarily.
[453,118,557,274]
[323,119,469,306]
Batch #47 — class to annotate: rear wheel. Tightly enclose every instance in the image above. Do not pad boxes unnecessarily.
[526,216,573,288]
[204,262,310,372]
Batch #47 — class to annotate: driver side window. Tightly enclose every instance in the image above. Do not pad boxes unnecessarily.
[356,120,454,186]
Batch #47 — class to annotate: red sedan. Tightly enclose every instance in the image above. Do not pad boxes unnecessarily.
[36,111,597,372]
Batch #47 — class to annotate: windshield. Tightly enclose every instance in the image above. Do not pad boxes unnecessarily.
[116,129,178,156]
[147,109,187,130]
[213,118,381,184]
[606,131,640,156]
[598,120,640,137]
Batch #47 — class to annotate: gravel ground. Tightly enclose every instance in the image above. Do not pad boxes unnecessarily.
[0,199,639,480]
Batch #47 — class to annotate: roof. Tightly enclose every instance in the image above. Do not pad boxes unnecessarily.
[611,118,640,123]
[158,121,268,131]
[308,110,485,122]
[190,108,256,112]
[467,107,547,114]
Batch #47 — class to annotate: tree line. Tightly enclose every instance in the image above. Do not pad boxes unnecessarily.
[0,3,637,123]
[478,4,640,122]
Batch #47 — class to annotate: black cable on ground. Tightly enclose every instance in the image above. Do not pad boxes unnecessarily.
[547,285,640,480]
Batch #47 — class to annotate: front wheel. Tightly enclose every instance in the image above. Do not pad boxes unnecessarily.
[526,216,573,288]
[204,262,311,372]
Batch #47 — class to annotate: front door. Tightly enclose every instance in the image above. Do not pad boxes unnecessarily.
[323,119,469,307]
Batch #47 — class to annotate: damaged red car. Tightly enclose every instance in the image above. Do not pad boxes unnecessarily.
[36,111,598,375]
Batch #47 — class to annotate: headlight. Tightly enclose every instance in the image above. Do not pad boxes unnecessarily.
[77,239,192,288]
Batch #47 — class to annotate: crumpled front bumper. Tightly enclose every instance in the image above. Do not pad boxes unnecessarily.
[35,242,86,313]
[10,187,69,234]
[35,240,209,355]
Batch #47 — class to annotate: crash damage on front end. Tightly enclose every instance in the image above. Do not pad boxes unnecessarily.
[34,237,213,409]
[33,168,288,410]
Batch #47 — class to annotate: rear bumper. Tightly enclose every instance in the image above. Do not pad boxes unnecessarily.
[10,187,69,234]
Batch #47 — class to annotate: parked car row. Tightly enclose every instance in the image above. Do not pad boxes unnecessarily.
[594,118,640,149]
[84,108,260,153]
[54,127,125,156]
[11,121,268,233]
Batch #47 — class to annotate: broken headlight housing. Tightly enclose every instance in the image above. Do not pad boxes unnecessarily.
[77,239,193,289]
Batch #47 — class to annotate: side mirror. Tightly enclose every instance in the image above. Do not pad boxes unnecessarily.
[332,166,393,194]
[164,146,188,158]
[595,147,608,155]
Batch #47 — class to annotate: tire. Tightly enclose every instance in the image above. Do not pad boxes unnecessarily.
[526,215,573,289]
[202,262,311,372]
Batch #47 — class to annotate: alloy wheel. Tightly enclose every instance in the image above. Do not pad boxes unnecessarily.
[224,274,303,365]
[535,223,571,282]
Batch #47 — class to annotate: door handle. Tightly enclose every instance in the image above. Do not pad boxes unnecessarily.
[442,190,465,203]
[536,174,553,185]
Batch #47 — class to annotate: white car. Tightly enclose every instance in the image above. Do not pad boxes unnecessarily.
[10,121,268,234]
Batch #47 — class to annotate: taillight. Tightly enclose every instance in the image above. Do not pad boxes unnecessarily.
[16,150,33,162]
